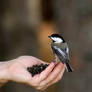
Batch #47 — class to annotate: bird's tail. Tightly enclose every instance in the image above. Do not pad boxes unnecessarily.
[65,62,73,72]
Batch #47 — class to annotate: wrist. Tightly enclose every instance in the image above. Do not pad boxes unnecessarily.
[0,61,10,86]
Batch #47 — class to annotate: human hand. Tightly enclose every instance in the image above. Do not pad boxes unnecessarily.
[0,56,65,91]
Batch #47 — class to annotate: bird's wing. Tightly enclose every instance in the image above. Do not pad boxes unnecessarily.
[51,46,70,63]
[65,47,70,61]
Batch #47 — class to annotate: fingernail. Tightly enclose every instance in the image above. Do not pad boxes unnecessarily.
[52,60,56,63]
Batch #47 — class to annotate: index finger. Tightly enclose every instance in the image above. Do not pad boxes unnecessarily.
[39,62,55,81]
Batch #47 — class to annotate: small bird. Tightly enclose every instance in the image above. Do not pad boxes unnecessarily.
[48,34,73,72]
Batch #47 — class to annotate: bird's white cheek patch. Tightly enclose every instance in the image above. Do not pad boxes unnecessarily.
[51,37,63,43]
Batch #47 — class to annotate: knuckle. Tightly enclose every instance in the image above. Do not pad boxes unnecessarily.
[36,87,43,91]
[41,87,47,91]
[58,75,62,80]
[36,84,47,91]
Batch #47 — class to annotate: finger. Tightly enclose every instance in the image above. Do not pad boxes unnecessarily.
[40,62,64,86]
[39,62,55,81]
[42,65,65,90]
[48,65,65,86]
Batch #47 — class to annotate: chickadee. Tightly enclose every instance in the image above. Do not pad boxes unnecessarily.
[48,34,73,72]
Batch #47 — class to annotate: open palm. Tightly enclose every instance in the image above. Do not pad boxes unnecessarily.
[7,56,65,90]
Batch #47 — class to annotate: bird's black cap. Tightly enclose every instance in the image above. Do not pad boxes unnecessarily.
[48,34,65,43]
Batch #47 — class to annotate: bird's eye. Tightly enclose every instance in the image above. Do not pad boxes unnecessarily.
[53,40,56,42]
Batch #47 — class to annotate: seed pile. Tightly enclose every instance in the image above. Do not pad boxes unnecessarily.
[27,63,49,77]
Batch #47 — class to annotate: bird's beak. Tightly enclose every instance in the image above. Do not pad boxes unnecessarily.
[48,36,51,39]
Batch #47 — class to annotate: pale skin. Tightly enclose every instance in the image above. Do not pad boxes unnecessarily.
[0,56,65,91]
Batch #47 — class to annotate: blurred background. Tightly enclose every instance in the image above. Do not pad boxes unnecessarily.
[0,0,92,92]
